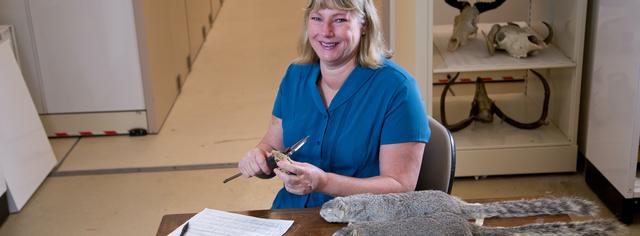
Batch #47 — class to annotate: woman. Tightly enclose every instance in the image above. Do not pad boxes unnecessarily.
[238,0,430,209]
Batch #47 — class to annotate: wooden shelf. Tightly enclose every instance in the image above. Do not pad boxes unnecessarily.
[433,23,577,73]
[402,0,587,176]
[432,93,570,150]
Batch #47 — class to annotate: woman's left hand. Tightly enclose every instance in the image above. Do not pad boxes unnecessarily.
[274,160,327,195]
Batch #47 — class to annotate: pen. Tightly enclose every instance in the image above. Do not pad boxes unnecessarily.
[179,222,189,236]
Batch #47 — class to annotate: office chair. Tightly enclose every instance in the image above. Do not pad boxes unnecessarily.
[415,116,456,193]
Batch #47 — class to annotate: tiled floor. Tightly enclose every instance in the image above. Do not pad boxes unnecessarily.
[49,138,78,165]
[1,0,638,235]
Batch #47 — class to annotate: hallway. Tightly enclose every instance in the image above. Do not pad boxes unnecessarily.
[1,1,300,235]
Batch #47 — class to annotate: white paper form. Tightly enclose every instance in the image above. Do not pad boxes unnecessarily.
[168,208,294,236]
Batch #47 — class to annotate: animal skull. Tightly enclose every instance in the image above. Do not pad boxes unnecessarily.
[448,6,480,51]
[440,70,550,132]
[485,22,553,58]
[446,0,506,51]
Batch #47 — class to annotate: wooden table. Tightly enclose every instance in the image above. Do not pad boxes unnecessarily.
[156,198,572,236]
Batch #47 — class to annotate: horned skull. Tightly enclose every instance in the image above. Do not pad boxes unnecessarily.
[484,22,554,58]
[440,70,550,132]
[446,0,505,51]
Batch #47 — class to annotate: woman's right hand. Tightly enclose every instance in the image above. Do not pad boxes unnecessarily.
[238,147,273,178]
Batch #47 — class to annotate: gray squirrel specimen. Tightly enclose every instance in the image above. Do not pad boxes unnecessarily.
[332,211,624,236]
[321,190,597,222]
[321,191,625,236]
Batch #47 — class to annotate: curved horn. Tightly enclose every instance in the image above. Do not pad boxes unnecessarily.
[492,69,550,129]
[445,0,470,12]
[484,24,501,55]
[474,0,506,14]
[542,21,553,45]
[440,72,473,132]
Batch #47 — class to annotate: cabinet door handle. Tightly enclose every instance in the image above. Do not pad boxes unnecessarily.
[176,74,182,94]
[187,55,192,72]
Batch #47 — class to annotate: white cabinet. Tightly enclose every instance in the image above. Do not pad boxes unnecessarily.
[28,0,146,114]
[392,0,587,177]
[582,0,640,224]
[0,0,221,136]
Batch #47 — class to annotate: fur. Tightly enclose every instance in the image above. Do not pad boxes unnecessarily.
[332,212,625,236]
[472,219,626,236]
[321,191,625,236]
[320,190,597,223]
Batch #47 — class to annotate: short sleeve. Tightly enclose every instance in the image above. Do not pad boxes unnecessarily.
[380,78,430,144]
[272,65,294,119]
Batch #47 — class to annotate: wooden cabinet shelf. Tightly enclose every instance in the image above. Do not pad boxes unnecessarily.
[433,23,577,73]
[433,93,571,150]
[393,0,587,177]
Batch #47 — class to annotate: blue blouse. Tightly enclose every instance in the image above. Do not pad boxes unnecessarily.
[271,59,430,209]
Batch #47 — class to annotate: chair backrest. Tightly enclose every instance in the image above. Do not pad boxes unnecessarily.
[415,116,456,193]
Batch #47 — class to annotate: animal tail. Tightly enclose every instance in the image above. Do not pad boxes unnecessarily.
[461,197,598,218]
[471,219,626,236]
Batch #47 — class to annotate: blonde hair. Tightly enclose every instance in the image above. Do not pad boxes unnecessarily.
[293,0,392,69]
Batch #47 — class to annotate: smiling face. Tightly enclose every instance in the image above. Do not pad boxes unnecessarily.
[307,8,364,68]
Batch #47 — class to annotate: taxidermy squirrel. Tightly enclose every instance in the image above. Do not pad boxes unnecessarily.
[332,211,623,236]
[321,190,626,236]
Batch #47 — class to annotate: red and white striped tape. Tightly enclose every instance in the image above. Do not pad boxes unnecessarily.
[434,76,523,85]
[52,130,121,137]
